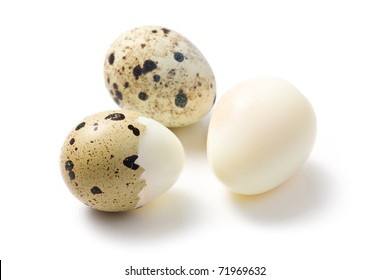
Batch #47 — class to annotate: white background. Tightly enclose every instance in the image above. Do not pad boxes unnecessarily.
[1,0,389,279]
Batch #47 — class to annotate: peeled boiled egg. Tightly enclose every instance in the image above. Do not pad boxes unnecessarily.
[60,110,185,212]
[207,77,316,195]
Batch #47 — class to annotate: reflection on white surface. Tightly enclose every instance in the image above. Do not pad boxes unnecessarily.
[85,190,201,242]
[229,160,336,223]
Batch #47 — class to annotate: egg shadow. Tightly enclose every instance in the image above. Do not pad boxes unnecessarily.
[85,189,200,242]
[170,113,210,155]
[229,161,334,223]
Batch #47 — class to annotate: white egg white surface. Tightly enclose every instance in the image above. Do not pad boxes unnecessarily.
[135,115,185,207]
[60,110,185,212]
[207,77,316,195]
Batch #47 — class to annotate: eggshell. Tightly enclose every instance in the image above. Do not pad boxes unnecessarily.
[207,77,316,195]
[60,110,185,212]
[103,26,216,128]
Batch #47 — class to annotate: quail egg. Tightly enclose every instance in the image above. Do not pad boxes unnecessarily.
[103,26,216,127]
[60,110,185,212]
[207,77,316,195]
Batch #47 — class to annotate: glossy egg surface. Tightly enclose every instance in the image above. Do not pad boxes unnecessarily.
[207,77,316,195]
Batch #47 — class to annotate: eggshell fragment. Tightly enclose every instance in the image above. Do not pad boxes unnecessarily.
[207,77,316,195]
[104,26,216,127]
[60,110,185,212]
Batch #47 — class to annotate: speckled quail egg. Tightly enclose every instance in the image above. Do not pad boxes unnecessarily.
[207,77,316,195]
[60,110,185,212]
[103,26,216,128]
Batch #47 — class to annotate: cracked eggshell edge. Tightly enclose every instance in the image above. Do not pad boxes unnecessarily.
[135,116,185,207]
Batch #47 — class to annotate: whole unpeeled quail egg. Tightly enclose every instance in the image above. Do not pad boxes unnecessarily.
[207,77,316,195]
[60,110,185,212]
[103,26,216,128]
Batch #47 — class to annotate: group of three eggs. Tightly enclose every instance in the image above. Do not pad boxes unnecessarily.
[60,26,317,212]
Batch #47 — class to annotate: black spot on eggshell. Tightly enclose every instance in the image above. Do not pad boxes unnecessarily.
[69,138,75,145]
[175,90,188,108]
[75,122,86,131]
[108,53,115,65]
[138,92,148,101]
[174,52,184,62]
[105,113,125,121]
[162,28,170,34]
[133,65,142,79]
[133,60,157,80]
[113,83,118,90]
[142,60,157,73]
[153,74,160,82]
[115,90,123,100]
[141,43,146,48]
[152,29,157,33]
[124,81,129,88]
[68,171,76,180]
[123,155,140,170]
[91,186,103,195]
[65,160,74,171]
[128,125,140,136]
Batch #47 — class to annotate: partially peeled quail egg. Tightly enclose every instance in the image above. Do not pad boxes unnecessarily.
[60,110,185,212]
